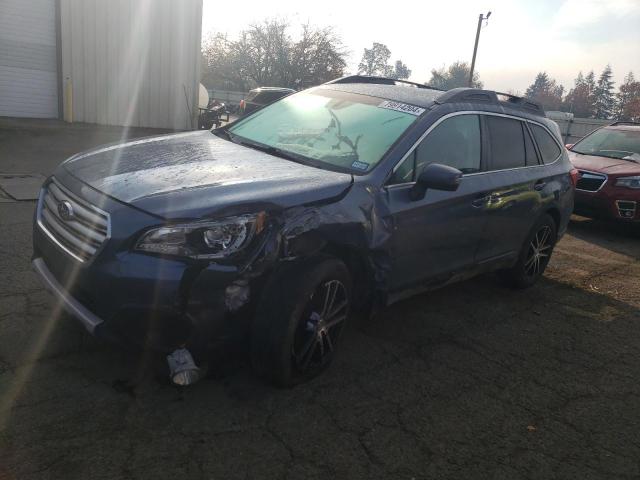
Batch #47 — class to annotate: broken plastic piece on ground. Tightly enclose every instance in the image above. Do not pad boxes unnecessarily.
[167,348,201,386]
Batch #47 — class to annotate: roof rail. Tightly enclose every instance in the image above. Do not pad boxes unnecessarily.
[609,121,640,126]
[436,88,546,116]
[326,75,444,92]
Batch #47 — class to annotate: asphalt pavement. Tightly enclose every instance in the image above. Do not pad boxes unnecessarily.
[1,119,639,479]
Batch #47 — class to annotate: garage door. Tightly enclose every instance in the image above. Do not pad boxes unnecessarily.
[0,0,58,118]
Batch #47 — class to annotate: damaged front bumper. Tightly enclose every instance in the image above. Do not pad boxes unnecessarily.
[31,253,256,352]
[32,257,103,334]
[32,214,274,354]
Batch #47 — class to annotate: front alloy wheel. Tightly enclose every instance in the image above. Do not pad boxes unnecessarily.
[250,256,352,387]
[293,279,349,373]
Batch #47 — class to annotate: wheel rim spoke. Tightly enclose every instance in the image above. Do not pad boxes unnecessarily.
[540,227,550,246]
[293,278,348,373]
[320,280,339,318]
[298,335,318,370]
[327,299,348,320]
[324,314,347,329]
[324,331,334,353]
[317,332,325,358]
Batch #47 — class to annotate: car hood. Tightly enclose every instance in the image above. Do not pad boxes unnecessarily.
[62,131,353,219]
[568,151,640,176]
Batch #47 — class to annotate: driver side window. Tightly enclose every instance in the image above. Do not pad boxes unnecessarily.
[389,114,482,184]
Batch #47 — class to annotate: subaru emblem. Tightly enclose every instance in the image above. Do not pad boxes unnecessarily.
[57,200,74,221]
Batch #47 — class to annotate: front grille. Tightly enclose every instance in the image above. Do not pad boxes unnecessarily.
[37,178,110,262]
[616,200,637,219]
[576,170,607,192]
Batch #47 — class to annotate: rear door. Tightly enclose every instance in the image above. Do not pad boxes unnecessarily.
[385,113,489,290]
[474,114,552,262]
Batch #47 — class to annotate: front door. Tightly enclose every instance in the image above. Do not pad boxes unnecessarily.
[384,113,489,291]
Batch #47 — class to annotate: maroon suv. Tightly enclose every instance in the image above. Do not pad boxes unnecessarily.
[567,122,640,222]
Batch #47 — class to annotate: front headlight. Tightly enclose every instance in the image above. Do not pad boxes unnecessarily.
[615,176,640,189]
[135,212,266,259]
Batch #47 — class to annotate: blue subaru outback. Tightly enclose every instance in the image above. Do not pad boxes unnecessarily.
[33,76,575,386]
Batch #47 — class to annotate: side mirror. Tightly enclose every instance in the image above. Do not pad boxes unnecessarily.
[409,163,462,201]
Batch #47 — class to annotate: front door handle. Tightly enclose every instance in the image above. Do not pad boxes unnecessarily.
[472,193,502,208]
[472,195,491,208]
[534,180,547,191]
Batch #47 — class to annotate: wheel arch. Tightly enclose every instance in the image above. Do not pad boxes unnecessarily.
[318,242,377,310]
[544,206,561,232]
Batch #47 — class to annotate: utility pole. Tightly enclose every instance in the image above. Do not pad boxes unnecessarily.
[469,11,491,87]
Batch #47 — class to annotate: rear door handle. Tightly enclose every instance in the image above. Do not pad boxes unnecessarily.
[534,181,546,191]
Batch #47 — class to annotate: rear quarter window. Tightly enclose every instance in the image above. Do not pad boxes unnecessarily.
[530,124,561,163]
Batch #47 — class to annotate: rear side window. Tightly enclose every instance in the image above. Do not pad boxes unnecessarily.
[485,116,526,170]
[523,124,540,166]
[530,124,561,163]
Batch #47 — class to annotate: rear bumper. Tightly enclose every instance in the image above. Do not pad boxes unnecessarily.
[32,257,103,334]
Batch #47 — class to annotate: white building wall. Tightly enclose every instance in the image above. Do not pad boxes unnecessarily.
[0,0,59,118]
[59,0,202,130]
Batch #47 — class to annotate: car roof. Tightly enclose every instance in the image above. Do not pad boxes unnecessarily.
[319,83,442,108]
[604,123,640,132]
[321,76,547,119]
[251,87,296,93]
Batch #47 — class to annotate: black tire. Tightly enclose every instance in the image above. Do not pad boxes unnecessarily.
[250,256,352,387]
[501,214,557,289]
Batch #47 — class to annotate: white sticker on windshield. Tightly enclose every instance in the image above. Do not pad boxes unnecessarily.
[378,100,425,116]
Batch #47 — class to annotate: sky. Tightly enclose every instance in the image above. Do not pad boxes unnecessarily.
[201,0,640,93]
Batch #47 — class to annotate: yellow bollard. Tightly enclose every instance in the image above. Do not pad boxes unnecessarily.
[64,77,73,123]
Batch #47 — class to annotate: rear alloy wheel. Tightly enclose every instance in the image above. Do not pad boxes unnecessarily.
[251,257,351,387]
[524,225,554,278]
[501,214,557,289]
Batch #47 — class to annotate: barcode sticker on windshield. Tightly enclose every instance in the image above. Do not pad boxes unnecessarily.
[378,100,425,116]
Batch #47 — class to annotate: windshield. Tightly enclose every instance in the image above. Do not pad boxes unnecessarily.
[227,89,420,173]
[572,128,640,161]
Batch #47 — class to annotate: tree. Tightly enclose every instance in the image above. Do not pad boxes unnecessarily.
[389,60,411,80]
[290,24,347,89]
[563,71,596,117]
[426,61,482,90]
[616,71,640,122]
[357,42,392,76]
[201,33,250,92]
[525,72,564,110]
[593,64,616,119]
[201,20,347,91]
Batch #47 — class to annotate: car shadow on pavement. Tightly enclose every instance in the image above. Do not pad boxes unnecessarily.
[567,215,640,259]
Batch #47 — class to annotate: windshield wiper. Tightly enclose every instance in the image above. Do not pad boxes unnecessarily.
[233,138,311,165]
[212,129,235,141]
